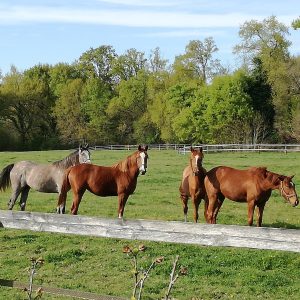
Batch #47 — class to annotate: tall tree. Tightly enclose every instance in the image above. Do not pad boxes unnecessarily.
[234,16,293,141]
[292,17,300,29]
[173,38,227,83]
[111,48,147,81]
[106,71,148,143]
[81,77,115,144]
[148,47,169,73]
[77,45,117,84]
[0,66,55,149]
[52,79,88,144]
[189,71,254,144]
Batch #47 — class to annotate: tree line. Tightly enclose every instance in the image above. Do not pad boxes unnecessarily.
[0,16,300,150]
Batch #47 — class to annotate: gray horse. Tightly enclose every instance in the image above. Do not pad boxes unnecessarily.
[0,145,91,211]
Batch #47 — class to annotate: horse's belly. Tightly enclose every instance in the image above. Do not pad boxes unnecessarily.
[27,176,60,193]
[221,187,247,202]
[32,182,59,193]
[91,190,117,197]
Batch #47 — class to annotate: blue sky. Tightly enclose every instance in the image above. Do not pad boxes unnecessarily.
[1,0,299,75]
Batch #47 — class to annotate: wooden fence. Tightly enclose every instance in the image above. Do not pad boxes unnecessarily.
[0,210,299,253]
[91,144,300,153]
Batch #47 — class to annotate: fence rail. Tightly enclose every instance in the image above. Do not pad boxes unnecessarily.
[91,144,300,153]
[0,211,299,253]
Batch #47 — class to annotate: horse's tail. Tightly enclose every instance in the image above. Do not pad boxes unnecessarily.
[57,168,72,213]
[0,164,14,192]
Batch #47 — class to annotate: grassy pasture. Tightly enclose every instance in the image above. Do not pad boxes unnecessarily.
[0,149,300,299]
[0,149,299,227]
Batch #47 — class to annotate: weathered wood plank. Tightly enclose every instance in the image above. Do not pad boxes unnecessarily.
[0,210,299,253]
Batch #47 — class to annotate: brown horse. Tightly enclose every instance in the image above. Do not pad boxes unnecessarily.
[205,166,299,227]
[179,147,207,223]
[57,145,148,218]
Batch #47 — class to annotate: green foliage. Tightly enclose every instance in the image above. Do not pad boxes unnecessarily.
[190,71,254,143]
[52,78,88,144]
[292,17,300,29]
[0,20,299,148]
[77,45,117,82]
[106,71,149,143]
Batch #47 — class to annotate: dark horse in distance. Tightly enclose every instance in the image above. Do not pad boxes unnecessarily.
[57,145,148,218]
[204,166,298,227]
[179,147,207,223]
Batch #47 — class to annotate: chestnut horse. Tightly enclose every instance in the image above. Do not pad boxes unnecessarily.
[179,147,207,223]
[57,145,148,218]
[205,166,299,227]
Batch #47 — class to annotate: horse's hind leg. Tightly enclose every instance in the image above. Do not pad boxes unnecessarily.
[7,187,22,210]
[212,194,224,224]
[19,186,30,211]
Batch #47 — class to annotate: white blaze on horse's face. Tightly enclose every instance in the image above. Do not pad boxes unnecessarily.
[139,152,147,175]
[79,149,91,164]
[192,154,200,174]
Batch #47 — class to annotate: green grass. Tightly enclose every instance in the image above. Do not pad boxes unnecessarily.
[0,150,300,299]
[0,150,299,227]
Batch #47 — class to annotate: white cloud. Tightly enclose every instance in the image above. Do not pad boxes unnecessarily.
[141,29,228,38]
[2,5,296,28]
[96,0,182,7]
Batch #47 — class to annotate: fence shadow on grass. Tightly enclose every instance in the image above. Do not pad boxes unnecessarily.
[264,222,300,230]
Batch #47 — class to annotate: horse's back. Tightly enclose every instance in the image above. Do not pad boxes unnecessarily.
[19,162,64,192]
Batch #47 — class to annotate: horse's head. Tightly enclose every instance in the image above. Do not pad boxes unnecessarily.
[189,146,204,175]
[137,145,148,175]
[278,175,298,207]
[79,144,91,164]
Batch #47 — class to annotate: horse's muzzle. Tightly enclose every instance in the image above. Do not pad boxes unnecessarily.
[293,198,299,207]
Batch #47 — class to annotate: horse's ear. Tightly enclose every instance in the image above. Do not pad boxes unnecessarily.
[190,146,194,152]
[199,147,203,153]
[85,143,89,149]
[79,144,82,150]
[290,175,295,179]
[138,145,142,151]
[145,145,148,151]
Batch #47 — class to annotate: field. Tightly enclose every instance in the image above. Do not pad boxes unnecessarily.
[0,149,300,299]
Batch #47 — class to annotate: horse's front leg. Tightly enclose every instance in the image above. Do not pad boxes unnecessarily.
[256,201,266,227]
[247,200,255,226]
[192,190,201,223]
[118,193,129,219]
[71,189,85,215]
[180,193,189,222]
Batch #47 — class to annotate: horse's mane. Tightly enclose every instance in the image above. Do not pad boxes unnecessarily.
[248,166,267,173]
[112,151,138,172]
[52,150,79,169]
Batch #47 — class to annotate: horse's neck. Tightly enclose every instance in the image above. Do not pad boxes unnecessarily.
[116,156,139,179]
[126,163,140,179]
[263,172,280,190]
[53,152,79,169]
